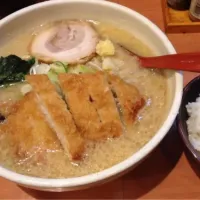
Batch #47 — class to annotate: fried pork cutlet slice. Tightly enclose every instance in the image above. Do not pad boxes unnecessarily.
[26,75,85,160]
[0,100,19,118]
[108,74,145,130]
[0,92,61,164]
[58,74,103,140]
[83,72,123,138]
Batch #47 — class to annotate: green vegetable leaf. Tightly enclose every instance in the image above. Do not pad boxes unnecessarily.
[0,55,35,85]
[27,57,35,66]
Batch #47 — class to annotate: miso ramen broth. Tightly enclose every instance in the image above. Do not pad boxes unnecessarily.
[0,20,168,178]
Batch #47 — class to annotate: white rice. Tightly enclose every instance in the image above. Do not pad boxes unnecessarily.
[186,96,200,151]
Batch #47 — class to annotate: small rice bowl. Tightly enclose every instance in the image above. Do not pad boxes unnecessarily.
[186,96,200,151]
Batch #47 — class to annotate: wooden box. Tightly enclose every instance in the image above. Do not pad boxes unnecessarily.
[162,0,200,33]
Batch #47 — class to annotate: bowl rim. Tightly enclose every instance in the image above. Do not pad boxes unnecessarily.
[178,75,200,163]
[0,0,183,188]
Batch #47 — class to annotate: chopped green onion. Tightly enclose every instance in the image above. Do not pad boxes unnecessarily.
[47,70,58,83]
[53,61,68,72]
[68,65,96,74]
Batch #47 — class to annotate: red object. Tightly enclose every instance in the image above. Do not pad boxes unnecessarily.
[140,53,200,72]
[120,45,200,72]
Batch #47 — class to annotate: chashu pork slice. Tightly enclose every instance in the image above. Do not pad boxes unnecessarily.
[58,74,103,140]
[0,92,62,164]
[29,21,99,64]
[108,74,145,130]
[83,72,123,138]
[26,75,85,160]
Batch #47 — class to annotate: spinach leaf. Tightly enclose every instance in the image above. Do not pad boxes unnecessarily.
[0,55,35,85]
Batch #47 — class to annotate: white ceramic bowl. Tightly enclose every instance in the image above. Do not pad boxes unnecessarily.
[0,0,183,192]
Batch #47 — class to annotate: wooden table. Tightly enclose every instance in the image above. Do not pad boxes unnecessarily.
[1,0,200,199]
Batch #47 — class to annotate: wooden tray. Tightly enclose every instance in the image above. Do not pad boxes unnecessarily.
[162,0,200,33]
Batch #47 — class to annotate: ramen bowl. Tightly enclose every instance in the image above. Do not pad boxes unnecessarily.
[0,0,183,191]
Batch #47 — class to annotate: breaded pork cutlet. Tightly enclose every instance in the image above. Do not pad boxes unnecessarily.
[83,72,123,138]
[108,74,145,130]
[26,75,85,160]
[0,100,19,118]
[58,74,103,140]
[0,92,61,163]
